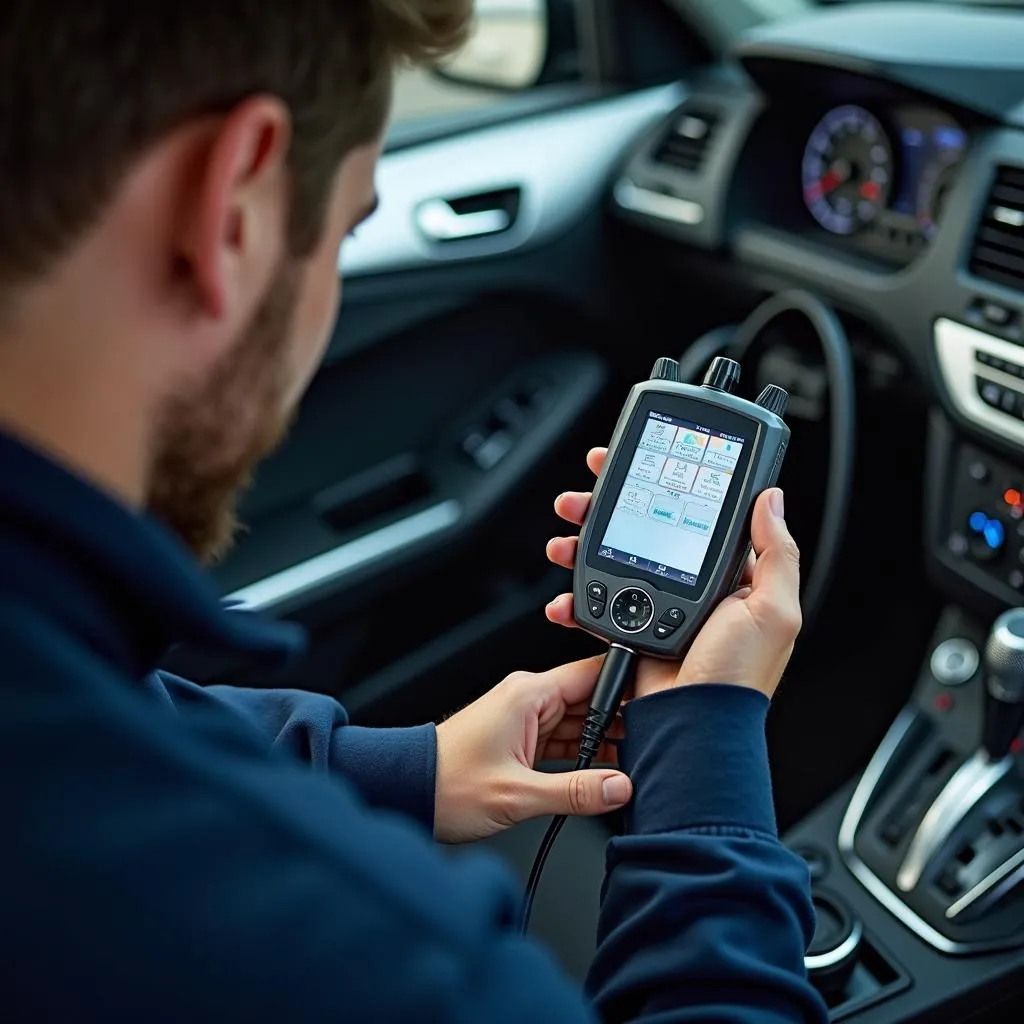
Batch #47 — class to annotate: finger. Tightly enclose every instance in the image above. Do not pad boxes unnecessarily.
[586,448,608,478]
[545,536,578,570]
[748,488,802,639]
[740,549,756,587]
[519,766,632,819]
[535,654,607,707]
[541,739,620,766]
[544,593,577,628]
[553,491,592,527]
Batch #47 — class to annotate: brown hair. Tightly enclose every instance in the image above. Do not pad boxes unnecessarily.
[0,1,473,284]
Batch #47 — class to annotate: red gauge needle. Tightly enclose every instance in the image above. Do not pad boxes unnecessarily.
[818,159,851,195]
[860,180,880,201]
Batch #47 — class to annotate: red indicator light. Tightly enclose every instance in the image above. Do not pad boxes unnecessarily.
[1005,488,1022,507]
[934,693,954,713]
[1013,738,1022,756]
[860,181,880,201]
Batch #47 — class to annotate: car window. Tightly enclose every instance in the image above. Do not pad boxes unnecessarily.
[392,0,548,124]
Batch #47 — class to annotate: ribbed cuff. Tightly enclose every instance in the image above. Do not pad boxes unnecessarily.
[329,724,438,833]
[620,685,777,837]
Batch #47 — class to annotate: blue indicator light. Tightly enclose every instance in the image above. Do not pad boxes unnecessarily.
[969,511,988,533]
[984,520,1005,551]
[934,126,966,151]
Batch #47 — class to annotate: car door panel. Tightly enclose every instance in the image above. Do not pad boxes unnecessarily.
[340,84,682,278]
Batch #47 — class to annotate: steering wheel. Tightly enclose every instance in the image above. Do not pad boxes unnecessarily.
[677,290,856,633]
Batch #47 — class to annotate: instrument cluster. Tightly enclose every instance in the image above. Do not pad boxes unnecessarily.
[801,103,968,260]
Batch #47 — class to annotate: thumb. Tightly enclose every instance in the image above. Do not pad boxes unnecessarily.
[521,767,633,819]
[749,488,802,635]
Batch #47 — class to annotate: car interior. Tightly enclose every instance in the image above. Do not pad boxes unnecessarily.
[162,0,1024,1019]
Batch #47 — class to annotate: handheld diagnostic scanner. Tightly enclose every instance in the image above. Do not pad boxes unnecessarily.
[573,356,790,660]
[520,354,791,934]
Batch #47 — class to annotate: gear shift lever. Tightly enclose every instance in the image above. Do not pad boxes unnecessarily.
[896,609,1024,892]
[983,608,1024,760]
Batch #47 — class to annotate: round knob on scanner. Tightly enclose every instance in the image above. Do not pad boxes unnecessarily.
[649,357,681,382]
[982,608,1024,759]
[702,356,741,393]
[755,384,789,418]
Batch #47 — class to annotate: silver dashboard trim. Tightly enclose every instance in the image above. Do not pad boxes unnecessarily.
[947,844,1024,921]
[340,84,684,278]
[838,708,918,853]
[225,500,462,613]
[934,318,1024,448]
[896,750,1012,892]
[845,853,965,955]
[837,709,969,954]
[613,181,705,226]
[838,709,1024,953]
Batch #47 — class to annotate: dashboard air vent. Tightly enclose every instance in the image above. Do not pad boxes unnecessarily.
[970,166,1024,292]
[652,109,720,173]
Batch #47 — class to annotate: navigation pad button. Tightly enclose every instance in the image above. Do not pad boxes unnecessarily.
[610,588,655,634]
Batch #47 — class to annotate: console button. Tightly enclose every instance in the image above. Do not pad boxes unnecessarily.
[986,302,1017,329]
[978,377,1003,408]
[948,532,969,557]
[1011,569,1024,592]
[588,599,606,619]
[610,588,654,633]
[586,581,607,602]
[968,511,1005,562]
[969,460,991,483]
[652,623,677,640]
[930,638,980,687]
[659,608,686,626]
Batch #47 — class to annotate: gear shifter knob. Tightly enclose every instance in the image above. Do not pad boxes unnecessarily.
[982,609,1024,759]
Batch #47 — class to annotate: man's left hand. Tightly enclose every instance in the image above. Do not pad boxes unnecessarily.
[434,658,631,844]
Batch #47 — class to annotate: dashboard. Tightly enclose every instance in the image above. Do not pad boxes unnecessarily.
[801,102,967,261]
[611,1,1024,610]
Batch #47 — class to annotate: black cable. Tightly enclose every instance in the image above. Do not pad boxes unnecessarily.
[520,644,638,935]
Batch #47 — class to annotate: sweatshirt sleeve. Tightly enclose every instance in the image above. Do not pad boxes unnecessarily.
[586,685,829,1024]
[152,673,437,833]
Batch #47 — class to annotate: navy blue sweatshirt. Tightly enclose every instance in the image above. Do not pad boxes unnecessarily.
[0,430,826,1022]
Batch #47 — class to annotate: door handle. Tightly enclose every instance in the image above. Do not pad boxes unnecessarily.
[415,195,516,242]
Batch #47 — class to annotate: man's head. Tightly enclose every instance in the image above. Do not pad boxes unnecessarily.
[0,2,472,561]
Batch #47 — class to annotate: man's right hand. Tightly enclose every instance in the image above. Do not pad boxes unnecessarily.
[545,448,802,702]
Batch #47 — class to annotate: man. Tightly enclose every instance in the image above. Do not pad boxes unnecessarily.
[0,3,826,1021]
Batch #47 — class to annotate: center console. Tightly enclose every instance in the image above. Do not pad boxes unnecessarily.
[788,404,1024,1020]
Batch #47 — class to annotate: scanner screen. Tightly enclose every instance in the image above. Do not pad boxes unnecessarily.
[598,412,747,587]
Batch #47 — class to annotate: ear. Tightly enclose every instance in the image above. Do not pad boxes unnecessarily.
[178,96,292,324]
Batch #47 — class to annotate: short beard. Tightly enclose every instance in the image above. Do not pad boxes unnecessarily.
[148,263,300,565]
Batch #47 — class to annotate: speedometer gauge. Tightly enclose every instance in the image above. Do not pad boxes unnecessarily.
[802,106,893,235]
